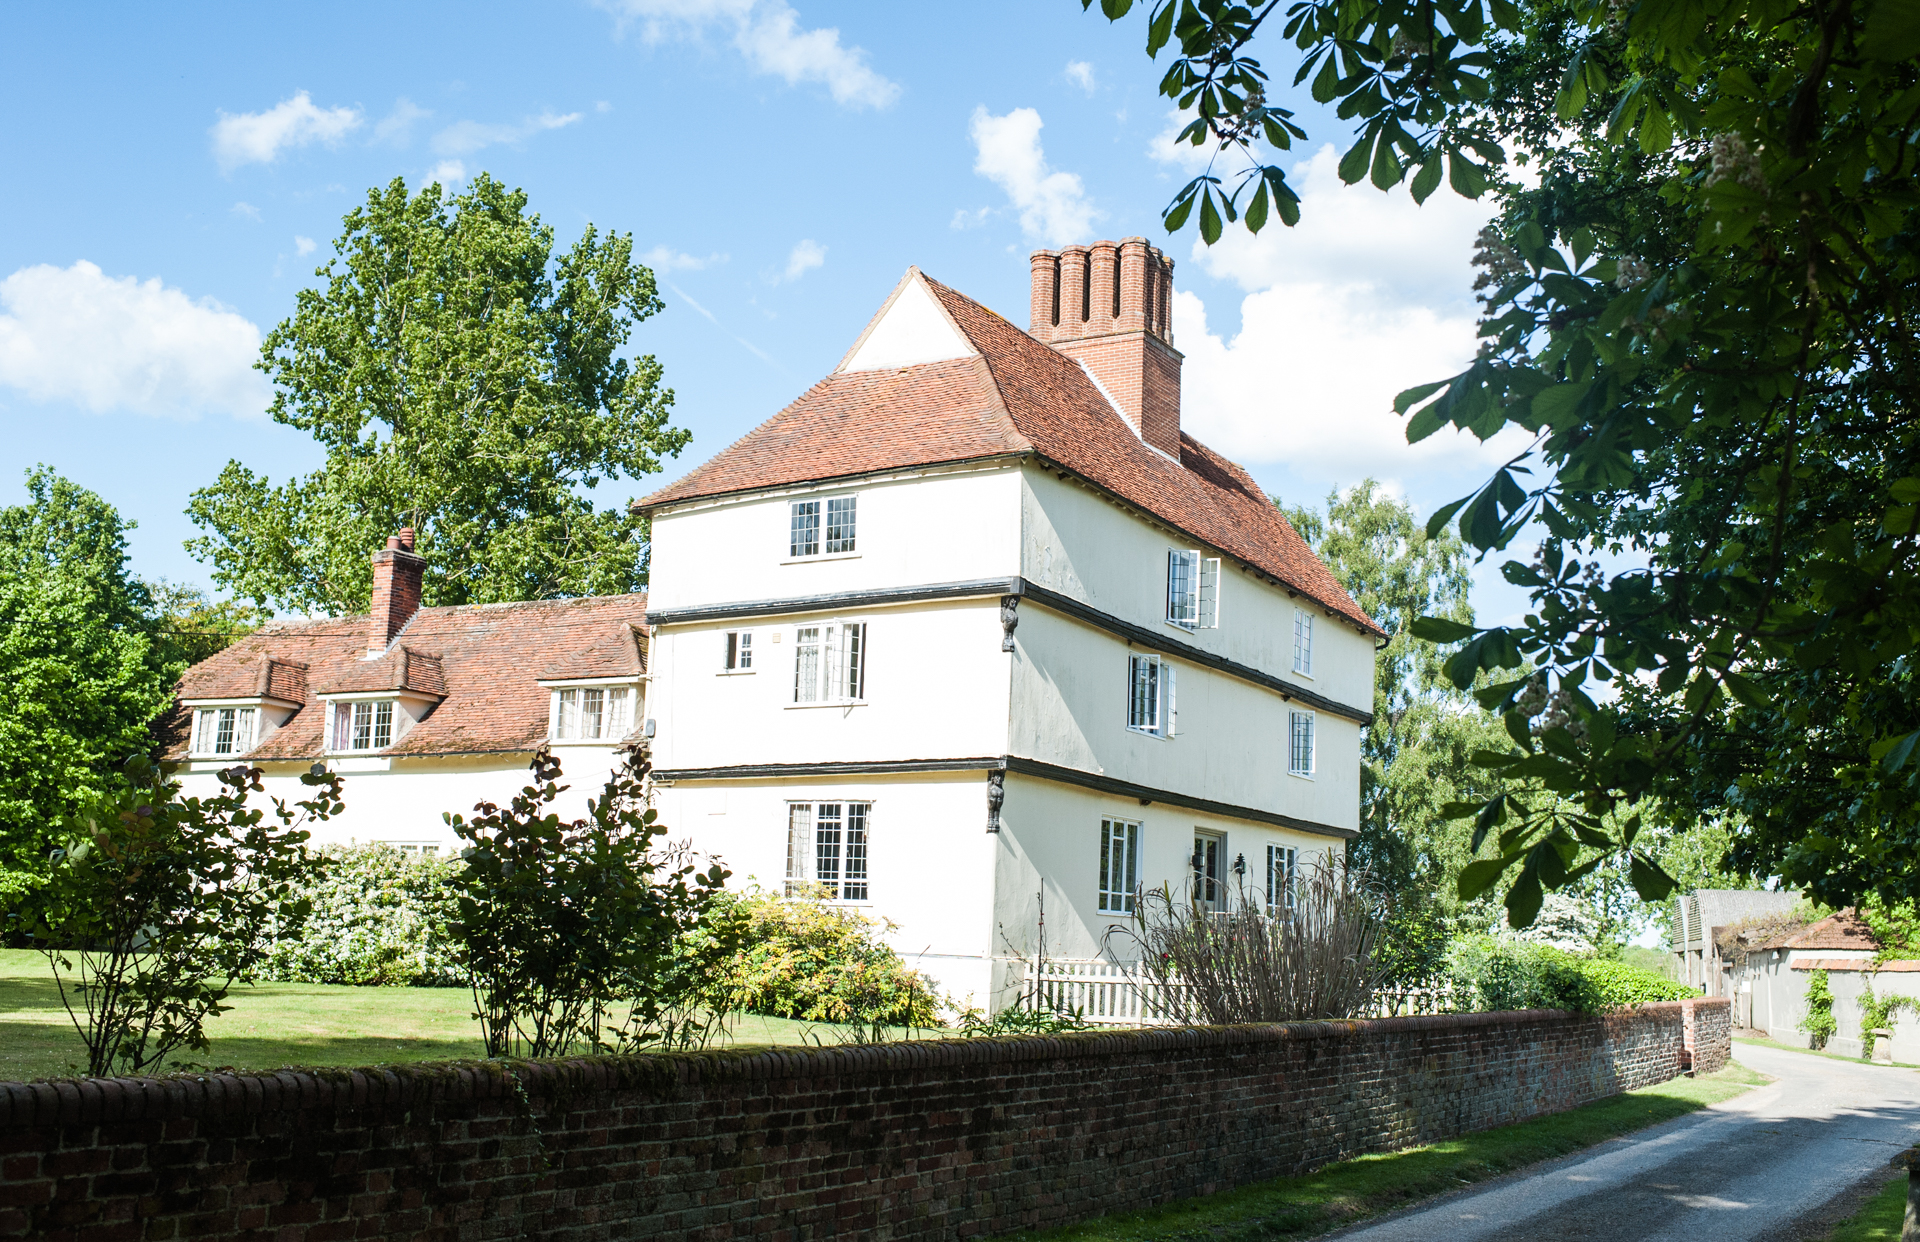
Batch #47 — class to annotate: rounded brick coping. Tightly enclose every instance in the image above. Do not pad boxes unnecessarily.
[0,1003,1705,1132]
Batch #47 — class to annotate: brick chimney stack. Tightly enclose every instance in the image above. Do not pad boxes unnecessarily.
[367,528,424,656]
[1030,237,1182,458]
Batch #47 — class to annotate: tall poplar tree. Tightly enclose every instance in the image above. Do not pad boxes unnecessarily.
[187,174,688,614]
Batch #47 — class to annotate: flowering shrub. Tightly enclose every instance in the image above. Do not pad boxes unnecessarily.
[711,887,942,1030]
[258,844,464,987]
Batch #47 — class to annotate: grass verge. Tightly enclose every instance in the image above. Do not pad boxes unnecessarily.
[0,948,929,1081]
[1734,1034,1920,1071]
[995,1061,1771,1242]
[1823,1173,1907,1242]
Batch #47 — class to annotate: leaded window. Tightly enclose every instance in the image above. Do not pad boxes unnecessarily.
[191,706,258,756]
[1293,609,1314,675]
[793,623,866,703]
[1266,845,1297,916]
[331,700,394,752]
[1288,710,1315,776]
[1127,652,1175,737]
[786,801,871,900]
[554,687,633,740]
[1098,818,1140,913]
[790,500,820,557]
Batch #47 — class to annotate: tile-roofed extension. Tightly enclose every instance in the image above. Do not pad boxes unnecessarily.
[637,266,1380,637]
[1780,908,1879,952]
[157,594,649,762]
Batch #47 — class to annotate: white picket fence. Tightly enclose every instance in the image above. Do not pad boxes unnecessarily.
[1008,959,1460,1025]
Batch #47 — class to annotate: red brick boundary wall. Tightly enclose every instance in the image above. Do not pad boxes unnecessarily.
[1682,994,1732,1074]
[1,999,1731,1241]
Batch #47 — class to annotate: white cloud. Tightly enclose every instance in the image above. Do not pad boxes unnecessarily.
[424,160,467,189]
[373,98,431,146]
[968,106,1100,246]
[230,201,262,222]
[1171,143,1519,480]
[1148,108,1216,174]
[210,91,361,170]
[950,206,991,230]
[432,110,582,156]
[0,262,270,420]
[294,236,316,255]
[598,0,898,109]
[781,239,826,281]
[641,246,728,271]
[1064,60,1096,94]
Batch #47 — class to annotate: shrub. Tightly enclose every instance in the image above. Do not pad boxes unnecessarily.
[1444,937,1684,1014]
[257,844,464,987]
[712,887,942,1031]
[1801,968,1836,1048]
[1576,957,1694,1008]
[448,746,733,1058]
[1113,856,1389,1024]
[18,756,340,1076]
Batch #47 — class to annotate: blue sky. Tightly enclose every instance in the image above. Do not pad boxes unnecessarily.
[0,0,1532,622]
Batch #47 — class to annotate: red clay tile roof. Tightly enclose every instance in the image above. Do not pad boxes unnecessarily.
[1782,909,1879,951]
[636,270,1380,636]
[157,595,649,762]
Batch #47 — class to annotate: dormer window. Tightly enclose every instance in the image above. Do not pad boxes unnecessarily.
[331,700,394,752]
[191,706,258,756]
[554,686,635,741]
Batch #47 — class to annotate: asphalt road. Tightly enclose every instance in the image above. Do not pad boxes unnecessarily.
[1330,1042,1920,1242]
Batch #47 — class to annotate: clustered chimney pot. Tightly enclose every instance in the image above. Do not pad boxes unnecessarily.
[1029,237,1183,458]
[368,528,425,656]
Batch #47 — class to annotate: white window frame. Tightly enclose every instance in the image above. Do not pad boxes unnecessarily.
[790,620,867,706]
[723,630,754,673]
[1288,709,1316,777]
[1192,830,1226,913]
[786,493,860,561]
[189,705,259,757]
[1126,651,1177,738]
[1098,817,1141,914]
[1293,609,1314,676]
[551,685,637,742]
[785,800,872,901]
[1266,845,1298,916]
[1166,549,1221,630]
[328,698,396,753]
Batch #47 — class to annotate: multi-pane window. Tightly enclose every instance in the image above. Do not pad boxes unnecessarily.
[793,622,866,703]
[1192,832,1224,912]
[786,801,871,900]
[1293,609,1314,675]
[191,706,258,756]
[1098,818,1141,913]
[1127,652,1176,737]
[825,496,857,553]
[331,700,394,752]
[725,631,753,670]
[1166,549,1221,629]
[790,500,820,557]
[1266,845,1297,916]
[789,495,857,557]
[1288,710,1315,776]
[554,687,634,741]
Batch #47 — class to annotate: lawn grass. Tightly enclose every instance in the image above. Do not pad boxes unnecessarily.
[0,948,926,1081]
[1824,1173,1908,1242]
[1734,1033,1920,1071]
[995,1061,1772,1242]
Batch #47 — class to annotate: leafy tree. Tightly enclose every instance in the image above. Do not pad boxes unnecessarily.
[0,468,178,898]
[447,746,734,1058]
[1087,0,1920,922]
[1283,482,1505,972]
[145,579,267,670]
[18,755,340,1076]
[187,174,688,615]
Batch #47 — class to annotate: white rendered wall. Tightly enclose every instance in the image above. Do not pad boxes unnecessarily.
[1019,468,1375,715]
[646,463,1022,612]
[1009,591,1362,833]
[170,746,632,853]
[988,774,1342,1006]
[649,600,1010,771]
[648,772,999,1007]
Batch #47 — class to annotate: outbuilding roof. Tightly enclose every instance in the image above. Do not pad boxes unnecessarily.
[157,594,648,762]
[636,269,1380,637]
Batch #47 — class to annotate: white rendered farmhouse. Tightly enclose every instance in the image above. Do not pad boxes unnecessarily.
[637,240,1382,1007]
[160,239,1382,1011]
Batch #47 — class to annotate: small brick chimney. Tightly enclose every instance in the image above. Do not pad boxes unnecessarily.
[367,528,424,656]
[1030,237,1182,458]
